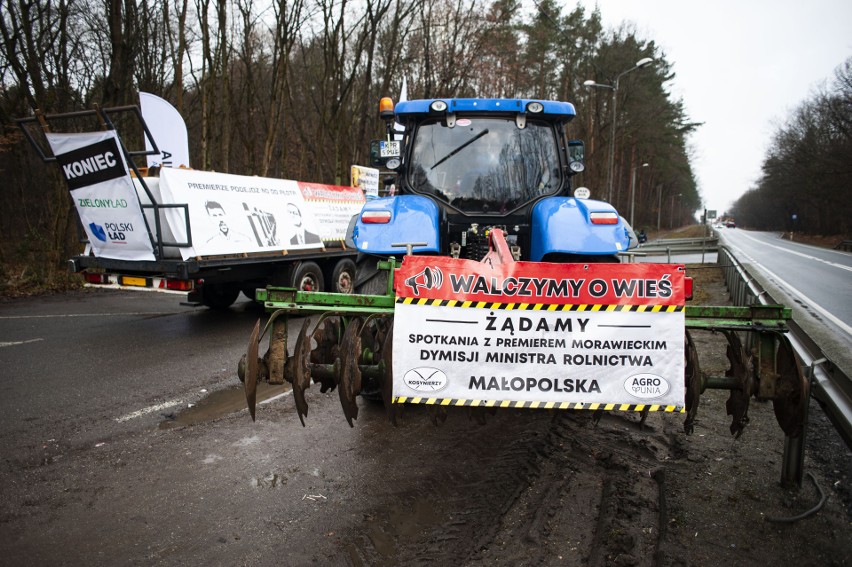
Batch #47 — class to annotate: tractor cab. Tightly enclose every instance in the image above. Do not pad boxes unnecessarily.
[360,98,629,264]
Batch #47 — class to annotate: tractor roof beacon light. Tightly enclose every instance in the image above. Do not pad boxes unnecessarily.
[379,97,395,120]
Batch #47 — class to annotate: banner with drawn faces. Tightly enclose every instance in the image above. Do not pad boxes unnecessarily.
[157,168,334,259]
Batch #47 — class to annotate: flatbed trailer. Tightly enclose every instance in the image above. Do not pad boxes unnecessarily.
[18,105,362,308]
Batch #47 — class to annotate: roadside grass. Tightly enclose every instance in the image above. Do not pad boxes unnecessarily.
[0,263,83,299]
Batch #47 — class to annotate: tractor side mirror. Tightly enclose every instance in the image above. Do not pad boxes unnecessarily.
[568,140,584,161]
[369,139,401,168]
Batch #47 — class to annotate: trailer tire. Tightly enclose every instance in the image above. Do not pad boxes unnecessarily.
[331,258,356,294]
[292,261,324,292]
[241,286,262,302]
[353,254,388,295]
[201,284,240,310]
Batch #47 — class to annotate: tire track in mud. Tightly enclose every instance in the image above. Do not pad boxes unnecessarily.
[340,408,675,566]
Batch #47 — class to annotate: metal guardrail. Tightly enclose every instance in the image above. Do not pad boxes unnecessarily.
[647,236,719,246]
[717,246,852,475]
[633,236,719,262]
[641,237,718,250]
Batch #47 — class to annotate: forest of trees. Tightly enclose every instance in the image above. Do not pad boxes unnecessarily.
[730,58,851,235]
[0,0,701,291]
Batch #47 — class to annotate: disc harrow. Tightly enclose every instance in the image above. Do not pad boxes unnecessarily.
[237,236,806,444]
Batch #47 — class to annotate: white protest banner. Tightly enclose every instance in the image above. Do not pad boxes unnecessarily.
[351,165,379,198]
[298,181,366,241]
[139,92,191,169]
[156,168,327,259]
[392,255,686,411]
[46,131,155,261]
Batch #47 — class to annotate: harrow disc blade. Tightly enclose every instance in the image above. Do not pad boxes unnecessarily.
[683,330,702,435]
[244,319,261,421]
[338,318,364,427]
[381,318,398,425]
[723,330,753,438]
[291,321,313,427]
[430,406,448,426]
[772,335,808,438]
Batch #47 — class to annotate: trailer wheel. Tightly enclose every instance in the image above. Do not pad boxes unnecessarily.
[241,286,261,302]
[292,261,324,292]
[201,283,240,309]
[331,258,356,294]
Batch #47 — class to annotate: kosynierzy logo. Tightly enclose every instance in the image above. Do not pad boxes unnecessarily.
[403,367,448,392]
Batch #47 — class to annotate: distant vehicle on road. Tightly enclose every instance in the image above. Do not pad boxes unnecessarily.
[725,221,737,228]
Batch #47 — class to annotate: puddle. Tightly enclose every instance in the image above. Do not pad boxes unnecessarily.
[159,382,289,429]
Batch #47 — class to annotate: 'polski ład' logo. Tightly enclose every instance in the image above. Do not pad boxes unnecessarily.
[89,222,108,242]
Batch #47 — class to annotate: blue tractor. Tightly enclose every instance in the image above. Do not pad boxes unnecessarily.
[351,97,636,293]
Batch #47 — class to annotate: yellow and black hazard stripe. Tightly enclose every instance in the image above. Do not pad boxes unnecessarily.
[392,396,684,413]
[396,297,683,312]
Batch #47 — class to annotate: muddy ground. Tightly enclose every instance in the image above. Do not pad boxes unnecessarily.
[1,264,850,566]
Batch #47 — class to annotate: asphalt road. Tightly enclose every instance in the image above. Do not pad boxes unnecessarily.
[0,289,262,462]
[716,228,852,375]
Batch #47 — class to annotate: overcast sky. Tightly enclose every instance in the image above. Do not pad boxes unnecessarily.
[560,0,852,215]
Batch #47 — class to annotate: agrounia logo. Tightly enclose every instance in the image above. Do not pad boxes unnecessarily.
[403,367,448,392]
[623,374,670,399]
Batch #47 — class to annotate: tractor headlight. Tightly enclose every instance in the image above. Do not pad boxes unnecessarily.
[527,102,544,113]
[569,161,585,173]
[430,100,448,112]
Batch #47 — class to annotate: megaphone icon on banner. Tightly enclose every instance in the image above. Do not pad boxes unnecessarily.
[405,266,443,296]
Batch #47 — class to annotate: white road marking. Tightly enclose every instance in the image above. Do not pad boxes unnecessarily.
[0,338,44,348]
[115,399,184,422]
[0,312,178,320]
[736,231,852,272]
[725,241,852,337]
[260,390,292,405]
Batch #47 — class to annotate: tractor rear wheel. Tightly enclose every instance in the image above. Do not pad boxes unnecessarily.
[353,253,389,295]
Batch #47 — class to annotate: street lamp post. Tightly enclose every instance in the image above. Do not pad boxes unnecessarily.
[584,57,654,203]
[629,162,649,228]
[669,193,682,228]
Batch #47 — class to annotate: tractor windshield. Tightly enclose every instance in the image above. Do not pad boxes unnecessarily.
[408,117,562,214]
